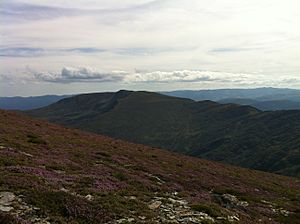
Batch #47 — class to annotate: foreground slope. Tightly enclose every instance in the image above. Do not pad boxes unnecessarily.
[28,91,300,177]
[0,110,299,223]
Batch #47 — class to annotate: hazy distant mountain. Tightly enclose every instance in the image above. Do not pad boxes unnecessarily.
[219,98,300,111]
[0,95,71,110]
[163,87,300,110]
[163,87,300,102]
[27,90,300,177]
[2,110,299,223]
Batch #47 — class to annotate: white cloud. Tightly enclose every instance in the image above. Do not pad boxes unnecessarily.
[35,67,127,83]
[128,70,221,83]
[10,66,300,88]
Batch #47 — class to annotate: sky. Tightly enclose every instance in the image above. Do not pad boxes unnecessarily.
[0,0,300,96]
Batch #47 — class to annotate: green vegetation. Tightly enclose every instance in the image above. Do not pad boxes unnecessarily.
[27,90,300,177]
[112,172,128,181]
[191,202,224,217]
[27,134,47,145]
[0,156,18,166]
[275,212,300,224]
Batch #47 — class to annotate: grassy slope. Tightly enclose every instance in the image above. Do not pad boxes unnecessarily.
[27,91,300,177]
[0,110,300,223]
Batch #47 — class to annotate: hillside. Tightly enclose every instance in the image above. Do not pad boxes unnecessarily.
[0,95,71,111]
[27,91,300,177]
[0,110,300,223]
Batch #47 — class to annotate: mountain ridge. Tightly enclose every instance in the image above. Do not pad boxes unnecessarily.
[3,88,300,111]
[218,98,300,111]
[27,91,300,177]
[162,87,300,101]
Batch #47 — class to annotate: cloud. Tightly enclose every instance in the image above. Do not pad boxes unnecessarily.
[0,73,11,82]
[280,78,300,84]
[114,47,176,56]
[30,67,247,84]
[34,67,127,83]
[3,67,300,92]
[66,48,106,53]
[0,48,44,57]
[0,47,107,57]
[0,0,165,23]
[0,2,81,22]
[0,47,175,57]
[210,47,263,53]
[128,70,221,83]
[31,67,260,85]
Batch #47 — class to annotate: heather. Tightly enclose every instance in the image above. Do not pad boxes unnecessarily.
[0,110,299,223]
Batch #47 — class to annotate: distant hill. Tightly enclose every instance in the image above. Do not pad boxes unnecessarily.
[219,98,300,111]
[27,90,300,177]
[3,88,300,111]
[1,110,299,223]
[0,95,71,110]
[162,87,300,102]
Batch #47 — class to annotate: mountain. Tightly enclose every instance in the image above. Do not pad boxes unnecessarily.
[3,87,300,111]
[0,110,299,223]
[27,90,300,177]
[219,99,300,111]
[0,95,71,110]
[162,88,300,102]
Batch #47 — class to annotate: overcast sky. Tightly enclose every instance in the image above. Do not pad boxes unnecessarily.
[1,0,300,96]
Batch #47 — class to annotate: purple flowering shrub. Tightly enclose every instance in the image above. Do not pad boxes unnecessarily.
[0,110,299,223]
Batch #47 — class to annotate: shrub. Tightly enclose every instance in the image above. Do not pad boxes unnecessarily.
[0,157,18,166]
[0,211,27,224]
[112,172,127,181]
[27,134,47,145]
[25,190,112,223]
[191,202,223,217]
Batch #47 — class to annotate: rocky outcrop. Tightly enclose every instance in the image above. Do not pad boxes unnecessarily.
[114,192,224,223]
[0,191,50,224]
[0,192,15,212]
[149,194,216,223]
[213,193,249,209]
